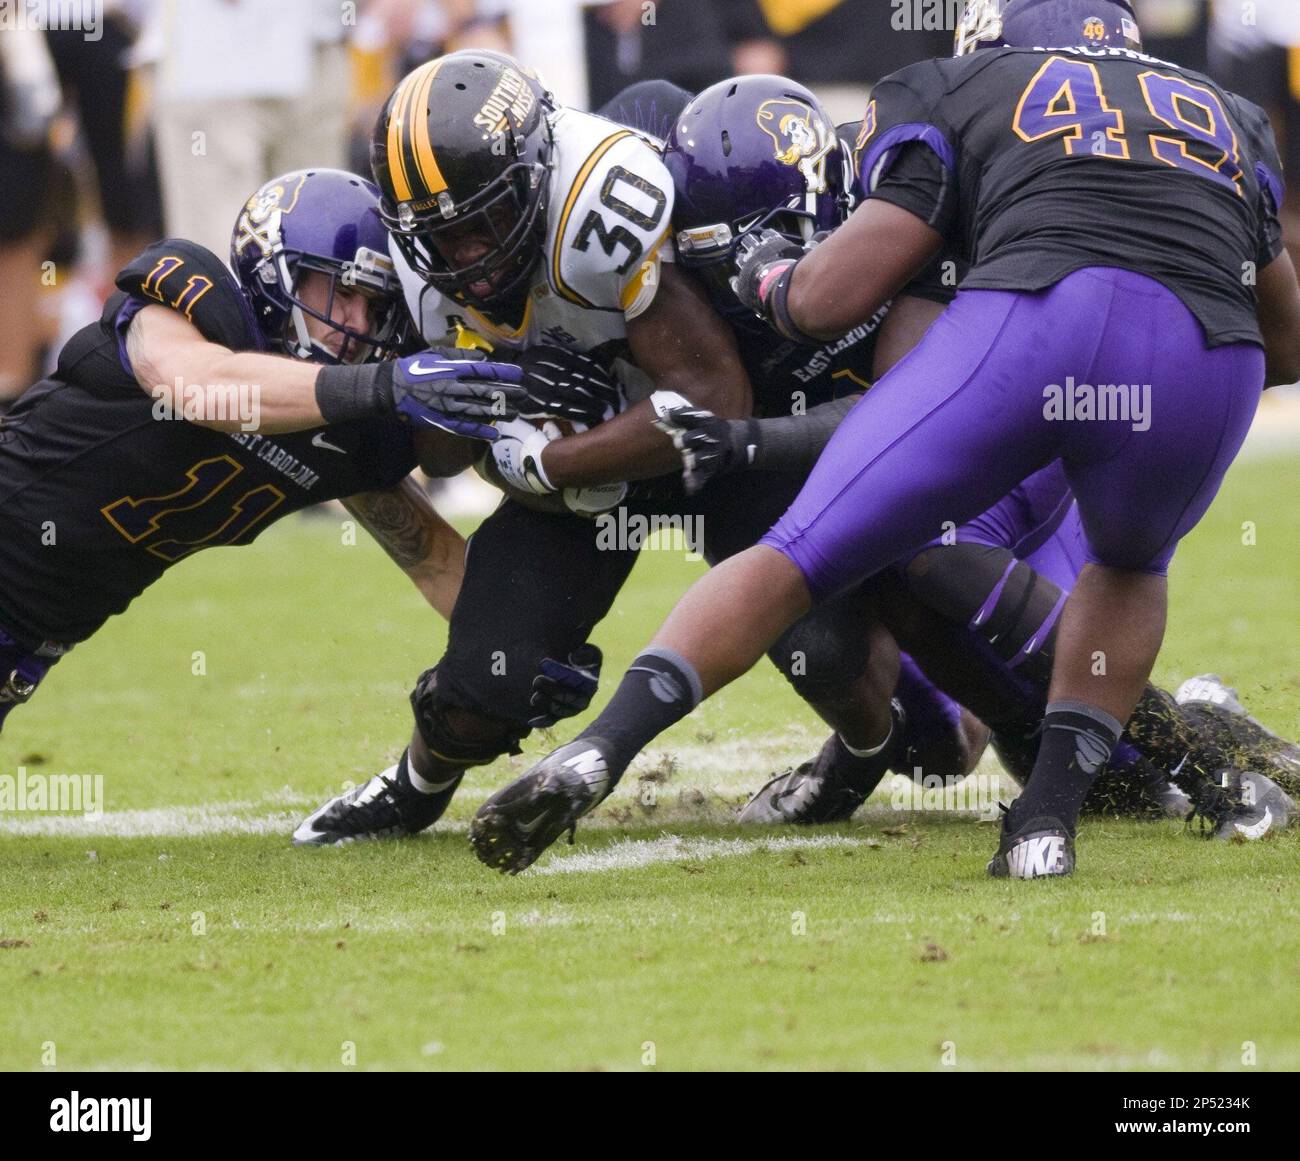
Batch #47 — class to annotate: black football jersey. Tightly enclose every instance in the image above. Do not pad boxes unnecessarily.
[853,46,1286,347]
[0,239,418,644]
[733,306,887,416]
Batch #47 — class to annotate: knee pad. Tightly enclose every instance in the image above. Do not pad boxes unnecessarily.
[769,604,873,702]
[905,543,1064,670]
[409,666,526,768]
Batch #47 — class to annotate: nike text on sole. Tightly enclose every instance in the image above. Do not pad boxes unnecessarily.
[988,825,1075,879]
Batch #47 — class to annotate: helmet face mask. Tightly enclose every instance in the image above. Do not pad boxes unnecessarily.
[382,159,548,310]
[371,52,555,312]
[676,197,826,315]
[277,249,406,365]
[232,169,411,365]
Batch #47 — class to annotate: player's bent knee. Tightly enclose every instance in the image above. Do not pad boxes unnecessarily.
[769,604,877,702]
[409,666,527,767]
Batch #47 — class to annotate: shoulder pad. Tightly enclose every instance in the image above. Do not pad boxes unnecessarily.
[115,238,261,350]
[854,66,957,197]
[550,126,675,314]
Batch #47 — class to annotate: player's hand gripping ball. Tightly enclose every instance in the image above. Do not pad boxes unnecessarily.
[476,344,629,517]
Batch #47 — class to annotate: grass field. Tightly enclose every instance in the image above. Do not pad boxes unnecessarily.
[1,445,1297,1071]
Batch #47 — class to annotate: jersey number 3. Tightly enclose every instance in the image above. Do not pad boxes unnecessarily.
[571,165,667,276]
[1014,57,1243,195]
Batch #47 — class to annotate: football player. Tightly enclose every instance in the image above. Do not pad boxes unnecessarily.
[468,0,1300,878]
[0,168,598,735]
[624,73,1295,831]
[295,54,907,844]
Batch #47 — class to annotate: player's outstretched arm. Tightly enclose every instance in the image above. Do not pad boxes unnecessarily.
[534,264,755,488]
[1256,251,1300,387]
[125,304,524,435]
[342,477,466,620]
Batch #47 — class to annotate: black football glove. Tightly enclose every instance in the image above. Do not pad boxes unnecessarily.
[528,644,603,729]
[650,391,760,495]
[730,228,805,320]
[515,345,623,427]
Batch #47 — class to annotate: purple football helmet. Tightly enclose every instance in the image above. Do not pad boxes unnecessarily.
[954,0,1142,57]
[663,76,849,304]
[231,168,410,364]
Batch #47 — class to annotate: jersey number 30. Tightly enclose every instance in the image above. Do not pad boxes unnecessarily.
[1014,57,1243,195]
[571,165,667,276]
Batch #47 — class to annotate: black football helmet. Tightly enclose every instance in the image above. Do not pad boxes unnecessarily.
[371,50,555,311]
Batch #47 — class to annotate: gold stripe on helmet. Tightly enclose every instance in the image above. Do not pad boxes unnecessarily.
[409,60,449,199]
[385,68,418,203]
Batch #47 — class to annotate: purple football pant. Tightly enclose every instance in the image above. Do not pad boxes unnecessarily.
[956,461,1076,577]
[762,268,1264,601]
[956,461,1086,665]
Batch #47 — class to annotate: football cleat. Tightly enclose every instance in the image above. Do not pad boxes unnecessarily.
[739,734,875,825]
[292,751,459,845]
[469,738,614,874]
[1175,673,1250,717]
[1175,674,1300,794]
[987,810,1075,879]
[1196,768,1293,842]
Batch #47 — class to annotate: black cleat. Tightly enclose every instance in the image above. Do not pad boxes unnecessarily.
[469,738,614,874]
[1195,768,1293,842]
[1176,674,1300,796]
[293,751,459,845]
[987,809,1075,879]
[739,733,879,825]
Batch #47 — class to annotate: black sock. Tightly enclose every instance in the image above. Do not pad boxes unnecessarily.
[1011,700,1122,830]
[834,702,902,796]
[579,647,703,779]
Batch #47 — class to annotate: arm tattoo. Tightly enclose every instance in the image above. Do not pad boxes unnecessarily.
[343,483,435,570]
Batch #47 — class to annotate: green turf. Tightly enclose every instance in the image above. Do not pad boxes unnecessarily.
[1,452,1297,1071]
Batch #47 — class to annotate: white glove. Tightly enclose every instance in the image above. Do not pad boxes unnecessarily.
[487,417,557,496]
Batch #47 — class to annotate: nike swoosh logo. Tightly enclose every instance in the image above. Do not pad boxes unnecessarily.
[515,811,551,838]
[311,433,347,454]
[407,359,460,375]
[1234,806,1273,839]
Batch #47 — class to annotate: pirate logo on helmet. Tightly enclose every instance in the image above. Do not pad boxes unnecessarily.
[1083,16,1107,41]
[756,98,835,196]
[233,172,308,258]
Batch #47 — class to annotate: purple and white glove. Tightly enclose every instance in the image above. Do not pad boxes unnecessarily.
[390,350,525,441]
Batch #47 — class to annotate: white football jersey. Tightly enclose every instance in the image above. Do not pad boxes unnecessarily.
[393,106,675,397]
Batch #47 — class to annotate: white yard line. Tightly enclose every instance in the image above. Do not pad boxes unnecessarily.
[531,832,873,875]
[0,734,1015,839]
[0,800,307,838]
